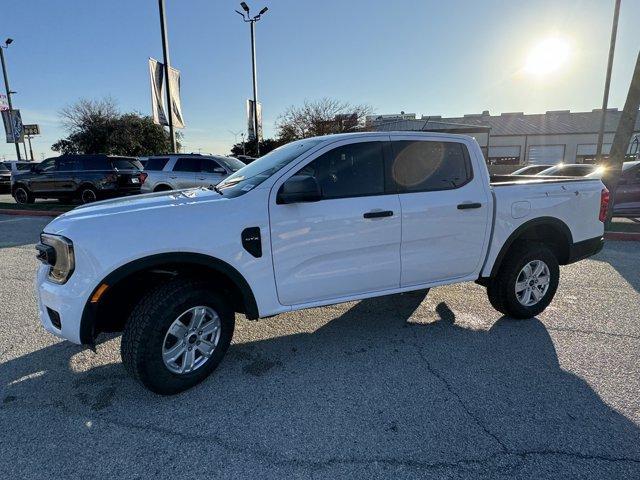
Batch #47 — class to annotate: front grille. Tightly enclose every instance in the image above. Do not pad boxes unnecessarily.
[46,307,62,330]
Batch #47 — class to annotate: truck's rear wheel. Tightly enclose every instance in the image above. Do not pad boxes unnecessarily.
[121,278,235,394]
[486,241,559,319]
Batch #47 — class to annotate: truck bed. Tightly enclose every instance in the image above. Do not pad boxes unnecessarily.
[489,174,601,186]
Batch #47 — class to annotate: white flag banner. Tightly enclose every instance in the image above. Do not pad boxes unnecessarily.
[148,58,168,126]
[246,99,262,141]
[2,109,23,143]
[168,66,185,129]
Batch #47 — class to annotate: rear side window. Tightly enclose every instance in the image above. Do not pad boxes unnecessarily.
[201,159,224,173]
[297,142,385,199]
[81,157,110,170]
[144,158,169,171]
[174,158,201,172]
[111,158,142,170]
[390,141,472,192]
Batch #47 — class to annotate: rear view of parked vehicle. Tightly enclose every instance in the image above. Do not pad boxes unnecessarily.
[536,163,600,177]
[0,162,11,192]
[11,154,146,204]
[141,154,245,193]
[510,164,553,175]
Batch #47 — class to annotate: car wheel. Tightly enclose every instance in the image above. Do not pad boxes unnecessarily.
[79,186,98,204]
[486,241,559,319]
[121,278,235,395]
[13,186,34,204]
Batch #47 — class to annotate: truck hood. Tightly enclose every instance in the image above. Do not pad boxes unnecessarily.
[49,188,226,227]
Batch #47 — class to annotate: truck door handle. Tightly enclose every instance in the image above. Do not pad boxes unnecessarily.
[457,202,482,210]
[363,210,393,218]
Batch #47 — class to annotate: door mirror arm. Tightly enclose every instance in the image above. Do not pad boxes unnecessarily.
[276,175,322,204]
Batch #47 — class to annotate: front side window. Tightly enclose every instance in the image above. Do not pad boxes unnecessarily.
[297,142,385,199]
[174,158,201,172]
[201,159,224,173]
[38,159,56,172]
[391,141,472,192]
[56,157,81,171]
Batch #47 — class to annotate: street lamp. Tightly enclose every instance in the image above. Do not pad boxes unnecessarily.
[236,2,268,156]
[0,37,21,160]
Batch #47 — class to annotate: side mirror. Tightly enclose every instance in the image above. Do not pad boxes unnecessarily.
[277,175,321,204]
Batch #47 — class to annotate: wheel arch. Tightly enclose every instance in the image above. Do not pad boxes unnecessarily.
[153,183,174,192]
[79,252,259,344]
[486,217,573,279]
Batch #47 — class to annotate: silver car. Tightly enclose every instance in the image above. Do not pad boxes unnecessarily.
[141,154,245,193]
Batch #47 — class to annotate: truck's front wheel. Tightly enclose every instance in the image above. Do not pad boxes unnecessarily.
[486,241,559,319]
[121,278,235,394]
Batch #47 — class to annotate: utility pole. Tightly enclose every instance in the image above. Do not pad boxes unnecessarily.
[236,2,268,156]
[0,38,21,160]
[595,0,621,163]
[158,0,176,152]
[604,51,640,222]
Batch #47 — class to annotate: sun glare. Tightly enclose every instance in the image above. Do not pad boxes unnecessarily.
[524,37,571,76]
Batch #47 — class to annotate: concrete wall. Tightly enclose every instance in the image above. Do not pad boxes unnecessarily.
[487,132,638,164]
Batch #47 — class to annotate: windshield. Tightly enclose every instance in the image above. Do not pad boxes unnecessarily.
[216,156,246,172]
[217,138,324,197]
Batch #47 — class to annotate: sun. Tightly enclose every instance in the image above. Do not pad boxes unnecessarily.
[524,37,571,76]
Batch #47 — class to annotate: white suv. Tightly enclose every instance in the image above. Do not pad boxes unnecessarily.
[141,154,245,193]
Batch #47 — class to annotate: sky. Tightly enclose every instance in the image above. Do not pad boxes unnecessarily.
[1,0,639,160]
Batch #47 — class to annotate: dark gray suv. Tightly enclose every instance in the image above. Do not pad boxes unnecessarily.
[11,154,145,204]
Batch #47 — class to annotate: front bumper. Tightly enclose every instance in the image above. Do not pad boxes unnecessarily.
[36,264,87,344]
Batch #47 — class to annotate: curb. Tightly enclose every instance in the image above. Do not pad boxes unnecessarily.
[0,209,65,218]
[605,231,640,241]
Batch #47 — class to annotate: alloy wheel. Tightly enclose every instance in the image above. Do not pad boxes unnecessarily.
[162,306,222,374]
[515,260,551,307]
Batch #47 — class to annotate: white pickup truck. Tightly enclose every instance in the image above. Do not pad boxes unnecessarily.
[35,132,608,394]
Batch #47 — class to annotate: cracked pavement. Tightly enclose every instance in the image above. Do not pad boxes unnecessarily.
[0,214,639,479]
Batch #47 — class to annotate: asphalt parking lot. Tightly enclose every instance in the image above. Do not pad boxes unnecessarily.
[0,214,639,479]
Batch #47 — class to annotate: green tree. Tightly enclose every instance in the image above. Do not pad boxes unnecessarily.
[52,98,177,155]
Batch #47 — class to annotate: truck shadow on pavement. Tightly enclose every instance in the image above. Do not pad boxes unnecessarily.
[1,291,639,477]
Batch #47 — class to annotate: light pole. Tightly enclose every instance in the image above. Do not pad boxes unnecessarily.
[236,2,268,156]
[595,0,621,164]
[158,0,176,152]
[0,38,21,160]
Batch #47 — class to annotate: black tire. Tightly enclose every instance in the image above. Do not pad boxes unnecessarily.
[78,185,98,204]
[121,278,235,395]
[13,185,34,204]
[486,241,559,319]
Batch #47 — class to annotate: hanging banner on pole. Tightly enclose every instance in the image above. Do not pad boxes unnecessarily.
[148,58,185,128]
[246,99,263,141]
[2,109,24,143]
[149,58,168,126]
[0,94,8,111]
[168,66,185,129]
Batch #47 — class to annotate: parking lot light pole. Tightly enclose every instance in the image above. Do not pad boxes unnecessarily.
[236,3,268,156]
[158,0,176,153]
[0,38,21,160]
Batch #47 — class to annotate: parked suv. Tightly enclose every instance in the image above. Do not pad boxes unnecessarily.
[12,154,145,204]
[3,160,35,174]
[0,162,11,192]
[141,154,245,193]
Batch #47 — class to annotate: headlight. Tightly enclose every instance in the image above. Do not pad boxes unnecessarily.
[36,234,75,284]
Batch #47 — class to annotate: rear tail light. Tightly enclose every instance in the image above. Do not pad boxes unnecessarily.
[599,188,610,222]
[139,172,148,184]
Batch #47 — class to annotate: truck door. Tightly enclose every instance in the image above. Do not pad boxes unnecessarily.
[28,158,57,193]
[269,138,401,305]
[390,137,490,286]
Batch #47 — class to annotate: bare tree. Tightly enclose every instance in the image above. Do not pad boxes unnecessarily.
[59,97,120,132]
[275,98,373,142]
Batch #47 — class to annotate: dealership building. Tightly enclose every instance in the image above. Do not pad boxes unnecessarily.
[367,109,640,165]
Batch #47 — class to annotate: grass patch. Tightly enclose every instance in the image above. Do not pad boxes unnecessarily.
[0,202,75,212]
[606,219,640,233]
